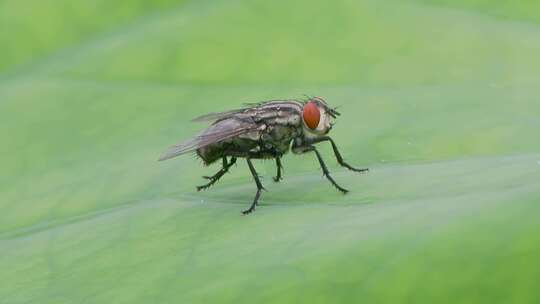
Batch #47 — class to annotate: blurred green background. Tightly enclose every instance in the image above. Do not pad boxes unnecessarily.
[1,0,540,303]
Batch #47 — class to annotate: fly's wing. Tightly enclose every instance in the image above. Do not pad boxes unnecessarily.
[191,108,246,122]
[158,117,259,161]
[191,99,301,122]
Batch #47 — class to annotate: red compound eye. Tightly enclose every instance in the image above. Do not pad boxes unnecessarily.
[303,101,320,130]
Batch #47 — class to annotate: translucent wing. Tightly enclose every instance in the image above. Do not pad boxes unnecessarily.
[191,108,245,122]
[158,117,259,161]
[191,99,301,122]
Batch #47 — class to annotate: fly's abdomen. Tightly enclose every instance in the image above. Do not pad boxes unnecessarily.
[197,136,260,165]
[196,144,224,165]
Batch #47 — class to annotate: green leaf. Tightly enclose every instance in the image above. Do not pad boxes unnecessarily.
[1,0,540,303]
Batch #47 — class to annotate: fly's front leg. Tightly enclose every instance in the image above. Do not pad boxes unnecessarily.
[197,156,237,191]
[273,157,283,182]
[307,136,368,173]
[293,140,349,194]
[243,158,265,215]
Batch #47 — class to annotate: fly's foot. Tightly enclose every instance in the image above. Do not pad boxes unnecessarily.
[340,161,369,173]
[350,166,369,173]
[335,185,349,194]
[242,206,256,215]
[242,189,263,215]
[325,174,349,194]
[196,184,210,192]
[197,176,222,191]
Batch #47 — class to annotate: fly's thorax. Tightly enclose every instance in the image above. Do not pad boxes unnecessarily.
[239,124,266,141]
[262,124,302,154]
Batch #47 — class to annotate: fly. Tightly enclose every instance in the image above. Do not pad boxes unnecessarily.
[159,96,369,214]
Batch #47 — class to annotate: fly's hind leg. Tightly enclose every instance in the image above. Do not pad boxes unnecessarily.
[273,157,283,182]
[196,156,237,191]
[242,158,265,215]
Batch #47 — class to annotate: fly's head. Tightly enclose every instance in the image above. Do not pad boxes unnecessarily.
[301,97,340,139]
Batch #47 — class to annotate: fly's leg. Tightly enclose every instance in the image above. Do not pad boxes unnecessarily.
[304,146,349,194]
[203,156,237,180]
[273,157,283,182]
[242,158,265,215]
[307,136,368,173]
[196,156,237,191]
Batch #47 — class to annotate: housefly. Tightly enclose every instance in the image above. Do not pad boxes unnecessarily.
[159,96,368,214]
